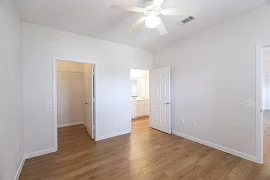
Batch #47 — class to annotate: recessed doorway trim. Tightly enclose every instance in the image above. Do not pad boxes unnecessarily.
[52,57,97,152]
[256,42,270,164]
[129,68,151,131]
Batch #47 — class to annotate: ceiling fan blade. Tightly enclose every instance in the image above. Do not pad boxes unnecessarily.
[153,0,165,6]
[110,5,144,13]
[126,17,146,32]
[157,18,167,36]
[161,8,198,16]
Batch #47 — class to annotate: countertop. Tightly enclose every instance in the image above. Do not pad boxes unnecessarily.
[131,98,149,101]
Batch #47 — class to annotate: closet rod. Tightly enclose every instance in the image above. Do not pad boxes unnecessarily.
[57,70,84,74]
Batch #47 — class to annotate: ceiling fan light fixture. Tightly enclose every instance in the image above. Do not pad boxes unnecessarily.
[145,16,159,29]
[110,0,196,35]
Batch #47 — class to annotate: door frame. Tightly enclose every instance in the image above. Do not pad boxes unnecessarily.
[52,57,97,151]
[256,42,270,164]
[129,68,151,131]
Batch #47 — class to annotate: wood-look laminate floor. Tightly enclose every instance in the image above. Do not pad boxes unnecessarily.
[20,117,270,180]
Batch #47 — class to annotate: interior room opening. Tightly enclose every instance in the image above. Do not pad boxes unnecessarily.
[56,60,95,141]
[130,69,150,127]
[263,46,270,164]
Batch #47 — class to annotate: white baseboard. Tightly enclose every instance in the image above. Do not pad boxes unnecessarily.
[24,148,56,159]
[13,155,26,180]
[57,122,83,128]
[83,122,90,130]
[96,129,131,141]
[87,126,92,134]
[172,131,257,163]
[83,122,92,136]
[14,148,56,179]
[83,122,87,128]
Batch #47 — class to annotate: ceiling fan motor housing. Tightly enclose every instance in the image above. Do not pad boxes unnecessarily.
[144,1,162,16]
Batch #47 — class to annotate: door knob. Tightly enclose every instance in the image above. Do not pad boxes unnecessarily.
[166,102,171,105]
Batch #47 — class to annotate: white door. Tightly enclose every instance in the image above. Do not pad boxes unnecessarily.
[150,66,171,134]
[84,64,94,139]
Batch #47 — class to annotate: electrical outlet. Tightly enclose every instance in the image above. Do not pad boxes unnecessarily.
[192,120,197,127]
[245,99,254,108]
[47,101,52,108]
[17,141,19,153]
[182,119,185,123]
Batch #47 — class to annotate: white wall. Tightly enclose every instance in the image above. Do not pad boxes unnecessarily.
[264,47,270,61]
[263,60,270,73]
[153,5,270,158]
[22,23,153,154]
[0,0,23,179]
[56,60,84,73]
[263,47,270,72]
[56,61,85,127]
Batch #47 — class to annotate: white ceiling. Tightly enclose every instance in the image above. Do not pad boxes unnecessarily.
[17,0,269,51]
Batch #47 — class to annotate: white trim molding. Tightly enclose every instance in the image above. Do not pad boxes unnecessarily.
[14,148,56,179]
[57,122,84,128]
[24,148,56,159]
[172,131,257,163]
[83,122,88,128]
[83,122,94,140]
[96,129,131,141]
[52,57,58,152]
[52,56,97,153]
[13,155,26,180]
[256,42,270,164]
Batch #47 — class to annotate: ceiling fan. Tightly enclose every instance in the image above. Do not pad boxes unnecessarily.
[110,0,198,36]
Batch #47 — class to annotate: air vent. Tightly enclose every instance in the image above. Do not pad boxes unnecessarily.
[177,16,195,25]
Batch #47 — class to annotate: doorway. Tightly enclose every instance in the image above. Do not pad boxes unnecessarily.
[130,67,172,134]
[130,69,150,124]
[257,42,270,164]
[53,58,96,151]
[262,46,270,164]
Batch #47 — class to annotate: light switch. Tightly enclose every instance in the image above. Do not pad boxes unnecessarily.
[245,99,254,108]
[47,101,53,108]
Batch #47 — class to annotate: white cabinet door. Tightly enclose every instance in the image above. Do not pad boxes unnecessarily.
[141,101,148,116]
[135,102,144,117]
[150,66,171,134]
[131,100,149,119]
